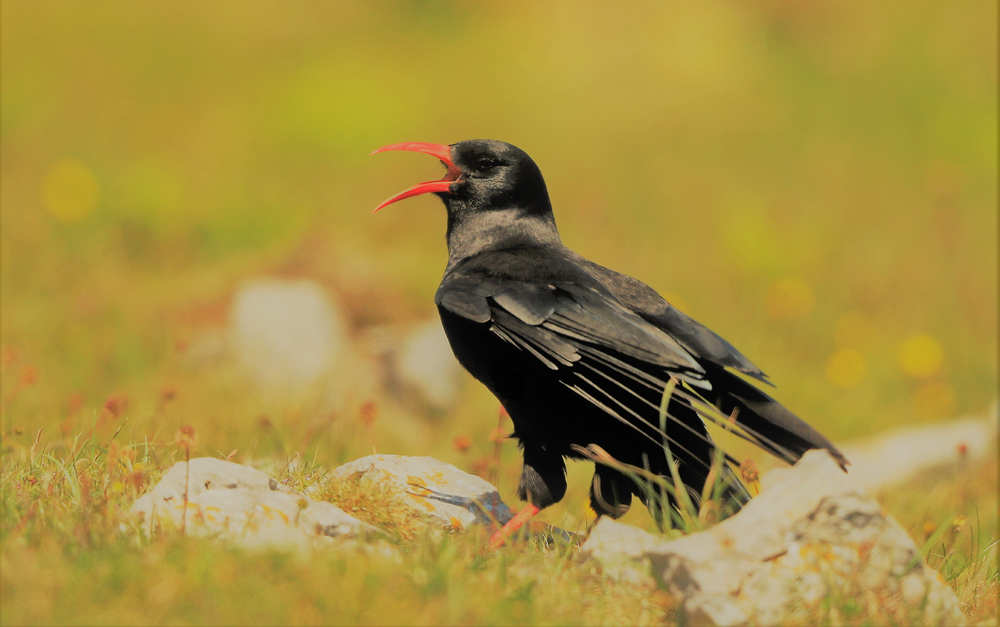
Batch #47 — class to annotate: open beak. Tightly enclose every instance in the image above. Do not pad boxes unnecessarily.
[371,142,460,213]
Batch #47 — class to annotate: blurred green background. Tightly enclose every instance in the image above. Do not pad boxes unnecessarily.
[1,0,996,476]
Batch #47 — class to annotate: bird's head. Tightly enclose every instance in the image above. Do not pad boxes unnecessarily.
[372,140,556,247]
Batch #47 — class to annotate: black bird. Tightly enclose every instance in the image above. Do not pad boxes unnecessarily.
[373,140,847,546]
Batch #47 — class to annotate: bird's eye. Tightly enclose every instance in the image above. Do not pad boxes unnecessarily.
[475,157,500,171]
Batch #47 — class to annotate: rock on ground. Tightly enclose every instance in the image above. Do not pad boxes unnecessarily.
[131,458,379,551]
[840,413,996,491]
[578,516,668,585]
[581,450,965,626]
[392,318,464,412]
[359,319,465,413]
[230,278,350,394]
[332,454,513,532]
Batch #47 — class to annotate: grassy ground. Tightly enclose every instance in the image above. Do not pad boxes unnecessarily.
[1,424,996,626]
[1,1,996,625]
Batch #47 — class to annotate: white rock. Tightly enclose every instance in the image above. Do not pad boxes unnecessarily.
[582,451,965,626]
[230,278,349,394]
[840,414,996,491]
[649,450,965,626]
[331,454,512,532]
[579,517,669,585]
[393,318,464,412]
[130,458,378,551]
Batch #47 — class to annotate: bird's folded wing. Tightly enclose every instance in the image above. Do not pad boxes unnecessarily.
[437,276,723,460]
[436,277,706,381]
[642,305,772,385]
[571,256,771,384]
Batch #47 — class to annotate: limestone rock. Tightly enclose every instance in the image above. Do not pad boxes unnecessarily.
[581,451,964,626]
[361,319,464,413]
[580,517,669,585]
[331,454,513,532]
[130,458,379,551]
[645,450,965,626]
[392,318,464,412]
[840,414,997,491]
[230,278,350,394]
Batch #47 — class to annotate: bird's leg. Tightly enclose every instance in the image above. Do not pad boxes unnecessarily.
[589,466,633,518]
[487,503,540,550]
[488,450,566,549]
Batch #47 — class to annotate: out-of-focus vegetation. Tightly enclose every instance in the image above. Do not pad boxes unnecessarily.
[1,1,996,625]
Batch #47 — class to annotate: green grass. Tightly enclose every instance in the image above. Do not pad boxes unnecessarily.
[1,425,996,626]
[1,0,996,624]
[1,433,670,626]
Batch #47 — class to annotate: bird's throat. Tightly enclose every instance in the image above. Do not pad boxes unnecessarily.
[444,206,562,267]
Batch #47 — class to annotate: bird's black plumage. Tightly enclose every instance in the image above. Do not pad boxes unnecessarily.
[378,139,846,521]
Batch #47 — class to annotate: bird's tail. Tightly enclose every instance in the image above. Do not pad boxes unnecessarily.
[697,364,849,470]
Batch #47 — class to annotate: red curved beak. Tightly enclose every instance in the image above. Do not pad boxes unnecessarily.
[371,142,460,213]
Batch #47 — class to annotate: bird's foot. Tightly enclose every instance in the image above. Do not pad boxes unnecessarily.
[487,504,540,550]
